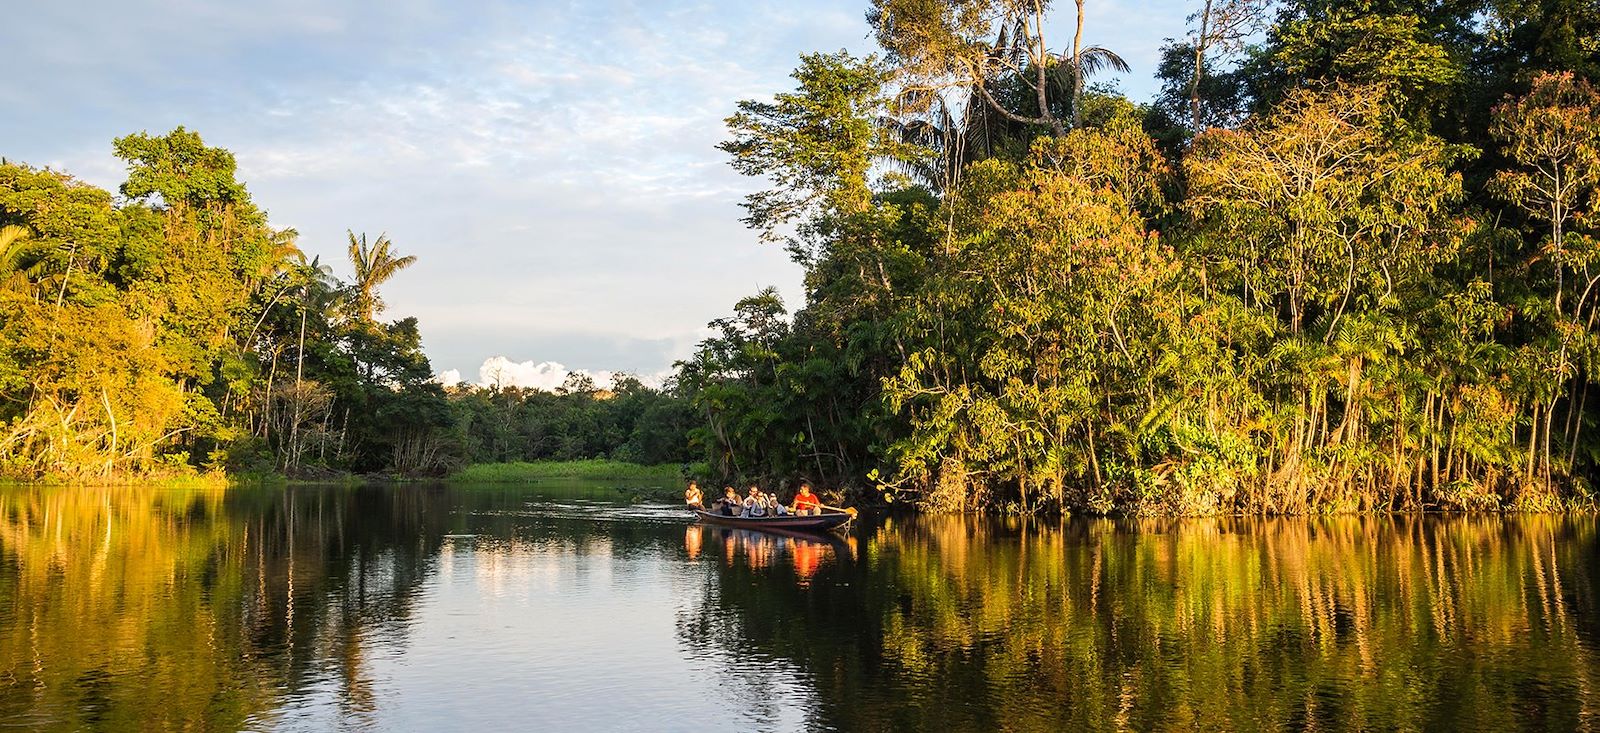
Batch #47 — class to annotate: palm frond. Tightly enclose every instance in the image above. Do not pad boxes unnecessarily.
[345,230,416,321]
[0,225,36,272]
[0,225,48,292]
[1076,46,1131,78]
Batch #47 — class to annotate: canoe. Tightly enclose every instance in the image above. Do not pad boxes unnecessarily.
[692,508,853,532]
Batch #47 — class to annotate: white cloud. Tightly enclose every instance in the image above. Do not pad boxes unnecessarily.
[480,357,575,390]
[451,356,671,392]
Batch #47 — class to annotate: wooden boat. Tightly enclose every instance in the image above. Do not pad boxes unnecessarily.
[692,508,853,533]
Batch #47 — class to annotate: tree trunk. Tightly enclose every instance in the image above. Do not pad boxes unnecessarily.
[1188,0,1212,131]
[1568,378,1589,468]
[289,303,307,473]
[1071,0,1086,128]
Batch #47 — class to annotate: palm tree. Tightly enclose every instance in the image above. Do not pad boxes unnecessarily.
[0,224,39,292]
[346,231,416,322]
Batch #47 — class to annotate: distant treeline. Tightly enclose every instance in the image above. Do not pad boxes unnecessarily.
[672,0,1600,513]
[445,375,695,467]
[0,130,695,480]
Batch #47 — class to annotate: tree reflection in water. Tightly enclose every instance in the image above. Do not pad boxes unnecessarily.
[681,514,1599,732]
[2,487,1595,731]
[0,484,452,730]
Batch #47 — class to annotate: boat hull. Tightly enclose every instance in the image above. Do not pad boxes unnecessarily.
[692,509,852,532]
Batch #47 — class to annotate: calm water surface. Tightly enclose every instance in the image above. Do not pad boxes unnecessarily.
[0,482,1595,731]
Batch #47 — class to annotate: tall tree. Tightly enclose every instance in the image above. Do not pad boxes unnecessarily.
[1490,71,1600,484]
[1180,0,1271,130]
[346,231,416,323]
[869,0,1127,135]
[719,51,904,254]
[1185,84,1464,336]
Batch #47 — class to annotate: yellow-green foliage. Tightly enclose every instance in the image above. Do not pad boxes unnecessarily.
[0,129,454,480]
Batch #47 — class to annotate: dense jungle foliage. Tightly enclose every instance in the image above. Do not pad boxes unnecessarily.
[0,130,693,479]
[676,0,1600,513]
[8,0,1600,515]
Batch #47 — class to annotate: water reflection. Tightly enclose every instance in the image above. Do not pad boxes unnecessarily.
[689,525,854,587]
[0,485,1594,731]
[0,484,451,730]
[683,514,1599,731]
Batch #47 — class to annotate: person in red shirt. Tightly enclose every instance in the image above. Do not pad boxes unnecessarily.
[791,483,822,516]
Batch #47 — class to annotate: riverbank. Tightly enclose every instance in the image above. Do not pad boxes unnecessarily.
[449,459,687,484]
[7,463,1593,517]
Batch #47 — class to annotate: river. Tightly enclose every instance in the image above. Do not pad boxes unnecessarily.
[0,482,1595,731]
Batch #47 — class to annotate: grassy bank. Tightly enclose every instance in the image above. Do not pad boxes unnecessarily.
[450,459,686,485]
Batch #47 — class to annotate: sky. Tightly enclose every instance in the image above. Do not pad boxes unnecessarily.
[4,0,1188,388]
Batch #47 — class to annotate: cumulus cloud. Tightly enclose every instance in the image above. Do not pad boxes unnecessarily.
[439,356,670,391]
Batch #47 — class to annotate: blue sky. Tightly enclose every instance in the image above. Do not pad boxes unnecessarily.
[4,0,1188,385]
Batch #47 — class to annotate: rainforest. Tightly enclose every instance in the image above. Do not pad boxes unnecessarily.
[6,0,1600,516]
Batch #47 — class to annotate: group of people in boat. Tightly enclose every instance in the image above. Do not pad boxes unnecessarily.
[682,481,824,518]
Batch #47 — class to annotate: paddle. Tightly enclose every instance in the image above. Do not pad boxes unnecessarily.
[820,503,858,518]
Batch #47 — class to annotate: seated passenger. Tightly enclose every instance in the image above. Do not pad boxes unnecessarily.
[743,486,767,517]
[767,493,787,516]
[791,484,821,516]
[684,481,703,509]
[717,486,740,516]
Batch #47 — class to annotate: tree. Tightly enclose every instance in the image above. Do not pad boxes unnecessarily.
[346,231,416,322]
[282,252,336,472]
[1490,72,1600,312]
[114,127,276,385]
[1490,72,1600,487]
[1179,0,1270,130]
[869,0,1127,135]
[872,0,1068,136]
[1154,41,1251,135]
[1065,0,1131,128]
[883,130,1178,511]
[1184,84,1465,337]
[719,51,908,253]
